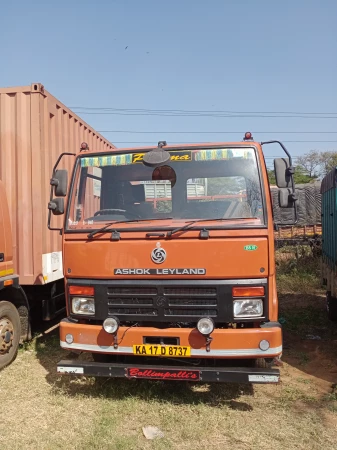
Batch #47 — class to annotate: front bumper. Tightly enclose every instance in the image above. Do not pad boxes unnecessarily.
[59,318,282,359]
[57,359,280,384]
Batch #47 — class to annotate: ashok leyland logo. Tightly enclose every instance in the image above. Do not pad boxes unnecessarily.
[151,242,166,264]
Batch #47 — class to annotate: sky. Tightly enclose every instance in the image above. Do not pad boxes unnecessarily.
[1,0,337,166]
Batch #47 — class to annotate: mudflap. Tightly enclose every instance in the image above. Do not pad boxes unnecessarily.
[57,360,280,384]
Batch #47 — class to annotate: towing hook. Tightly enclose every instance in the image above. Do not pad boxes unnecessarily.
[113,334,119,349]
[205,335,213,352]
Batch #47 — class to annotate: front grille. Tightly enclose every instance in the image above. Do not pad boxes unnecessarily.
[107,284,219,321]
[69,278,268,324]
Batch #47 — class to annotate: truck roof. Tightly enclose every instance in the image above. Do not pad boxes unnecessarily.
[79,140,262,155]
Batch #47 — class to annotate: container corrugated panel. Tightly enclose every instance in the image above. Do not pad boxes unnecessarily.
[321,167,337,194]
[321,169,337,267]
[0,83,115,285]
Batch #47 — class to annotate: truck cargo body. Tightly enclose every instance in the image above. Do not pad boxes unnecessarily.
[0,83,114,369]
[321,168,337,320]
[52,139,296,384]
[271,183,322,247]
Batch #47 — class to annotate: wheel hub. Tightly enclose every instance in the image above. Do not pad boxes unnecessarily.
[0,318,14,354]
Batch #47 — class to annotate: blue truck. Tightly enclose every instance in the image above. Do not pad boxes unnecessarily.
[321,168,337,320]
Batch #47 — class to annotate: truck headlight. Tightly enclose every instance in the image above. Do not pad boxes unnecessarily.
[233,299,263,318]
[72,297,95,315]
[197,318,214,335]
[103,317,120,334]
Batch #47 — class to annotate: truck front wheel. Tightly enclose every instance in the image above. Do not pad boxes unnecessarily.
[254,358,274,369]
[0,301,21,370]
[326,292,337,321]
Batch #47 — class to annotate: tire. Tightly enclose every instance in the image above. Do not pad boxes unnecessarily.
[254,358,274,369]
[326,292,337,321]
[0,301,21,370]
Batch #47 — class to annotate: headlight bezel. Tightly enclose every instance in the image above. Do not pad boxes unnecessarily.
[233,298,263,318]
[71,296,96,315]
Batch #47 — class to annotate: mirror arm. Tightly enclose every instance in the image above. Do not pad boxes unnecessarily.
[51,152,76,176]
[261,140,293,166]
[48,152,76,232]
[47,209,62,233]
[261,140,298,225]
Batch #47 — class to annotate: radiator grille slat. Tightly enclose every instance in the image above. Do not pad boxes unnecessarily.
[108,307,157,316]
[164,309,218,317]
[164,287,217,296]
[108,298,154,306]
[168,298,217,306]
[108,287,157,295]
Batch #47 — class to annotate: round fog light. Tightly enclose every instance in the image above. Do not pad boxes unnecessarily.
[103,317,119,334]
[197,318,214,336]
[65,334,74,344]
[259,339,270,351]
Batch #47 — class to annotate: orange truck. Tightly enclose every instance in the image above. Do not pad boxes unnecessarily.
[50,134,296,383]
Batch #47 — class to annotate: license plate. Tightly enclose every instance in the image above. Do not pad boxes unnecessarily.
[133,344,191,357]
[127,368,200,380]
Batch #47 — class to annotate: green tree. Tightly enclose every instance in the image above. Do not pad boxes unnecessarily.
[297,150,321,178]
[293,166,316,184]
[296,149,337,178]
[319,151,337,176]
[268,166,316,185]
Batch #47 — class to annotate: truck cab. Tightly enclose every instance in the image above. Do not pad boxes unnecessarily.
[50,135,296,383]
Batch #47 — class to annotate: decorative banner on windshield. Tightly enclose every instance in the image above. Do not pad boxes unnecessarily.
[132,151,192,164]
[193,148,251,161]
[80,148,252,168]
[114,268,206,275]
[81,154,133,167]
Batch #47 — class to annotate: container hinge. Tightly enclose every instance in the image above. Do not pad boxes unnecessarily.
[31,83,45,94]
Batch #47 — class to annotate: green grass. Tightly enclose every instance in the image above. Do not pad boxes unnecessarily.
[276,246,322,294]
[1,246,337,449]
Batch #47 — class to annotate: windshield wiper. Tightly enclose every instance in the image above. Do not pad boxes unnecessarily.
[166,217,257,238]
[87,217,173,239]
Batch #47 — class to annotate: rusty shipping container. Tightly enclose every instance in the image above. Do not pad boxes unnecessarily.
[0,83,115,286]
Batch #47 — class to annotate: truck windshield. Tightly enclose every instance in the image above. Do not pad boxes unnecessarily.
[67,146,265,231]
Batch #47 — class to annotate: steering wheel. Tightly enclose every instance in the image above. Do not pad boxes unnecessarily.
[93,209,140,218]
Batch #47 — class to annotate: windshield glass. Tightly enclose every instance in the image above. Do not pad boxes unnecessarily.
[67,147,265,230]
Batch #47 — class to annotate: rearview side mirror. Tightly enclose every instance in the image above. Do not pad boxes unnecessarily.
[50,169,68,197]
[48,198,64,215]
[278,188,298,208]
[274,158,294,189]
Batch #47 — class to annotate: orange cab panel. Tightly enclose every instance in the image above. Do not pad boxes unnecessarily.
[64,237,269,279]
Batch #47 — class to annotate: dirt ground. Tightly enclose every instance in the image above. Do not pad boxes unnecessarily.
[1,255,337,449]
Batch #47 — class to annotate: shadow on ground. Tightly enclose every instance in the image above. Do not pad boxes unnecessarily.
[33,327,254,409]
[28,290,337,408]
